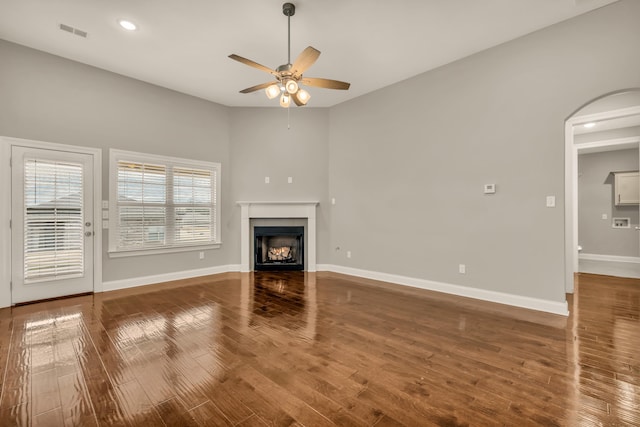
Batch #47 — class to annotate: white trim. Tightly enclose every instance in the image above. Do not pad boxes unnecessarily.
[108,243,222,258]
[0,136,103,307]
[579,253,640,264]
[0,141,12,308]
[564,104,640,294]
[317,264,569,316]
[570,106,640,126]
[575,136,640,153]
[238,201,319,272]
[102,264,240,292]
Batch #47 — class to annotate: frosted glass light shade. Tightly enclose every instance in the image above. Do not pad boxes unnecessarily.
[285,79,299,94]
[280,93,291,108]
[265,84,280,99]
[296,89,310,105]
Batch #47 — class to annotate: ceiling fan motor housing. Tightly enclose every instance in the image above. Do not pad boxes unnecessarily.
[283,3,295,17]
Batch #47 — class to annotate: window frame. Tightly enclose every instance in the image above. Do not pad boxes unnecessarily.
[108,149,221,257]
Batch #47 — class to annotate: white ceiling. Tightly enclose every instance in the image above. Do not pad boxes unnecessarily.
[0,0,620,108]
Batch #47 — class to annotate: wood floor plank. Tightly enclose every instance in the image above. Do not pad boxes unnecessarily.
[0,271,638,425]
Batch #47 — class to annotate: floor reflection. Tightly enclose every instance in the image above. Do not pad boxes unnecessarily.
[242,271,318,342]
[572,273,640,425]
[0,272,638,426]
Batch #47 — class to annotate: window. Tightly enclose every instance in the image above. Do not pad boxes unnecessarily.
[109,149,221,256]
[24,158,84,281]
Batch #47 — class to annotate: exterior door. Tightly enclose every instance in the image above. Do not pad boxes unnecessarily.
[11,146,94,304]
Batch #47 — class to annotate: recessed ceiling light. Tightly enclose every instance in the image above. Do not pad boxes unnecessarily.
[118,20,137,31]
[584,122,596,128]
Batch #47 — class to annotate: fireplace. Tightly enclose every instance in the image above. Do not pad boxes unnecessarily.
[254,226,304,271]
[238,201,318,272]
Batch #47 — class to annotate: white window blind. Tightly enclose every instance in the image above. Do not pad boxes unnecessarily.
[109,150,220,254]
[24,159,84,282]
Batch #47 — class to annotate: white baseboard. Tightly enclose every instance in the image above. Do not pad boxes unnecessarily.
[103,264,240,292]
[102,263,569,316]
[317,264,568,316]
[579,253,640,264]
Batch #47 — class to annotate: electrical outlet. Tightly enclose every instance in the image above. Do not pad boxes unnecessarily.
[199,252,204,260]
[264,176,270,184]
[331,198,336,205]
[602,214,608,220]
[459,264,466,274]
[347,251,352,259]
[288,176,293,184]
[483,184,496,194]
[546,196,556,208]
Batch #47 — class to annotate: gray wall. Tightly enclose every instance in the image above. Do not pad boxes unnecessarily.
[327,0,640,303]
[228,108,331,263]
[578,148,639,257]
[0,39,233,282]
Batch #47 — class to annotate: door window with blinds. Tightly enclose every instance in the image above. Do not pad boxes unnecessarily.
[109,149,221,255]
[23,159,84,282]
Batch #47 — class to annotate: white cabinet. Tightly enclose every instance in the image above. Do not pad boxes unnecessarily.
[614,171,640,205]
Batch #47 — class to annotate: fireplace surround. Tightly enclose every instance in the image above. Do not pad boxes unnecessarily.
[238,201,318,272]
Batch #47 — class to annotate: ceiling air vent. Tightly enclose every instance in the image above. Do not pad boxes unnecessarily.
[58,23,88,38]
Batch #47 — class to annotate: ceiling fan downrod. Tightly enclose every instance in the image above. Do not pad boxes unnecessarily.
[283,3,295,65]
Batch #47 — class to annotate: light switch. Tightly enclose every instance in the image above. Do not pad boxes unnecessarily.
[288,177,293,184]
[546,196,556,208]
[102,200,109,209]
[102,210,109,219]
[264,176,270,184]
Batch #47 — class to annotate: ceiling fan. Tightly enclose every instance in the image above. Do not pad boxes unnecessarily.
[228,2,350,107]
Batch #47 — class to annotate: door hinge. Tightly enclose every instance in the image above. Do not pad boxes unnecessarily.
[9,219,11,229]
[9,281,12,290]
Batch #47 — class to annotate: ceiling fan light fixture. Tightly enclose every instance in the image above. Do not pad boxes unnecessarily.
[285,79,299,94]
[265,84,280,99]
[296,89,310,105]
[228,2,349,110]
[280,93,291,108]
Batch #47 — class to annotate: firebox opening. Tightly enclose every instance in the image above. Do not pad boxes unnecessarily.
[254,226,304,271]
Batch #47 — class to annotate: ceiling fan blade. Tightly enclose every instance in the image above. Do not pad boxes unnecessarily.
[239,82,276,94]
[291,46,321,75]
[229,54,276,75]
[300,77,350,90]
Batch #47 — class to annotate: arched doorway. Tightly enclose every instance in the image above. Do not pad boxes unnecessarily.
[564,89,640,292]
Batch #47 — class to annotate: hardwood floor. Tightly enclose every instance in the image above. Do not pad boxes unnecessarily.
[0,271,638,426]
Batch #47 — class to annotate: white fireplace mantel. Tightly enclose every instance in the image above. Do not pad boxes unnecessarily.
[238,201,319,272]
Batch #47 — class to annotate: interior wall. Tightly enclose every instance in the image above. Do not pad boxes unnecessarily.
[228,108,330,263]
[328,0,640,304]
[0,39,233,282]
[578,148,639,257]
